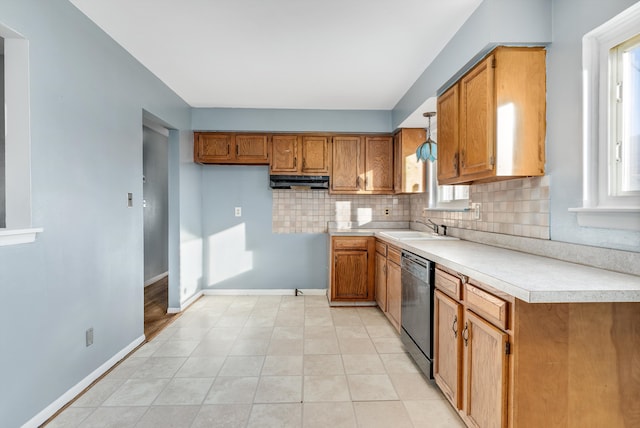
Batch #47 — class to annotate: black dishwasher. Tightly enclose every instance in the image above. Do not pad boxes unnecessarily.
[400,250,435,379]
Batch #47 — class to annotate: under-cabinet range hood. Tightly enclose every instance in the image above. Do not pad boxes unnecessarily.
[269,175,330,190]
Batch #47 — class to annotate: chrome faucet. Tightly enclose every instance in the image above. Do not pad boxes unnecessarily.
[426,219,439,235]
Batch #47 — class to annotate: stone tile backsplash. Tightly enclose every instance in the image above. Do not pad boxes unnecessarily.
[272,191,411,233]
[272,176,550,239]
[411,176,551,239]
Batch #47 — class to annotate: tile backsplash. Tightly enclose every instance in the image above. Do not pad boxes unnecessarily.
[411,176,551,239]
[272,191,411,233]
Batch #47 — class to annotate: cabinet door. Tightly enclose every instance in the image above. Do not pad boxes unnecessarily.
[434,290,463,409]
[235,134,269,164]
[375,252,387,311]
[332,251,370,300]
[386,260,402,331]
[437,85,460,183]
[364,136,393,192]
[271,135,298,173]
[195,133,232,163]
[301,136,330,174]
[331,136,363,192]
[394,129,426,194]
[463,310,509,428]
[459,55,495,178]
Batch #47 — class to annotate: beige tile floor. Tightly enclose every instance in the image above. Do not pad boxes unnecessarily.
[47,295,465,428]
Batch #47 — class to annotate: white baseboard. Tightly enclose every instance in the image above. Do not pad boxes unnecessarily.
[22,335,145,428]
[202,288,327,296]
[144,271,168,287]
[167,290,204,313]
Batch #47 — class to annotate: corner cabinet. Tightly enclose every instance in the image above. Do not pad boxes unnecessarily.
[374,240,402,332]
[437,46,546,185]
[393,128,426,193]
[329,236,375,303]
[330,135,394,194]
[270,135,330,175]
[194,132,269,165]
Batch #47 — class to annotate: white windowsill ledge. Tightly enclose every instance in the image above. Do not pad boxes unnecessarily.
[0,228,44,246]
[568,207,640,231]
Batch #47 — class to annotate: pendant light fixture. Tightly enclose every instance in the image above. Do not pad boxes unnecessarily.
[416,111,437,162]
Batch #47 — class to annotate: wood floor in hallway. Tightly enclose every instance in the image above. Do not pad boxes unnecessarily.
[144,276,176,341]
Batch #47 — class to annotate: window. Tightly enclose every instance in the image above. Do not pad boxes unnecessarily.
[611,34,640,195]
[571,2,640,231]
[426,159,470,211]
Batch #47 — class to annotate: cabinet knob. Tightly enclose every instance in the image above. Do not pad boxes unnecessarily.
[460,150,466,168]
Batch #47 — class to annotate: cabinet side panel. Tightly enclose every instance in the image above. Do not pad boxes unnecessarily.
[567,303,640,428]
[512,300,569,428]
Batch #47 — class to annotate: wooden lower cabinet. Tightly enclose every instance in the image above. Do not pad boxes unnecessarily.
[330,237,375,303]
[463,310,509,428]
[374,240,402,332]
[434,290,463,409]
[435,266,640,428]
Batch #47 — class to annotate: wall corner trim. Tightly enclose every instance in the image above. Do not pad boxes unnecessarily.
[21,335,145,428]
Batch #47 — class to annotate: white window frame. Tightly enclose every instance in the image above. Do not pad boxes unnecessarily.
[0,23,42,246]
[426,159,470,211]
[570,2,640,231]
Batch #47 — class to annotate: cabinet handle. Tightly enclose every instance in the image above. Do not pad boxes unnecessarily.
[462,322,469,347]
[453,153,459,173]
[356,176,361,188]
[460,150,466,168]
[236,144,239,156]
[452,315,458,338]
[227,143,230,156]
[294,157,297,168]
[383,264,387,275]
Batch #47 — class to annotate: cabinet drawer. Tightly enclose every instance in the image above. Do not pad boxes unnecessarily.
[333,237,370,251]
[387,245,401,265]
[464,283,508,330]
[375,240,387,256]
[435,269,462,300]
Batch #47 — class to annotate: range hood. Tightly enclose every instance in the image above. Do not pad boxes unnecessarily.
[269,175,330,190]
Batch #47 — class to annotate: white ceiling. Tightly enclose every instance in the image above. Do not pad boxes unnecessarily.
[69,0,481,116]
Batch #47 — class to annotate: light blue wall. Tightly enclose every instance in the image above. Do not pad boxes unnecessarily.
[201,166,327,290]
[193,108,392,133]
[392,0,553,129]
[546,0,640,251]
[0,53,5,227]
[0,1,196,426]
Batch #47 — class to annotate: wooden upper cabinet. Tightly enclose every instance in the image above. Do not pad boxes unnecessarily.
[364,136,394,192]
[194,132,269,164]
[331,136,363,192]
[194,133,233,163]
[270,134,330,175]
[394,128,427,193]
[437,46,546,185]
[437,85,460,183]
[331,135,393,194]
[271,135,298,173]
[301,136,330,174]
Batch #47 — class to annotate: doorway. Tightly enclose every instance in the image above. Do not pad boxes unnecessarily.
[142,123,173,339]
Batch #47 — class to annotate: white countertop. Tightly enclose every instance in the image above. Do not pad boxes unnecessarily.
[329,228,640,303]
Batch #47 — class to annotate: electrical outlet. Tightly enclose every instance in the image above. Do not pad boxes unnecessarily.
[86,328,94,347]
[472,203,481,220]
[384,208,390,216]
[234,207,242,217]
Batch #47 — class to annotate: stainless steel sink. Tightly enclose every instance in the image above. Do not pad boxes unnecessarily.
[377,230,459,241]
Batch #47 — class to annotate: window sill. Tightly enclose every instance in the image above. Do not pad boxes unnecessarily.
[0,228,43,246]
[425,207,471,212]
[568,208,640,231]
